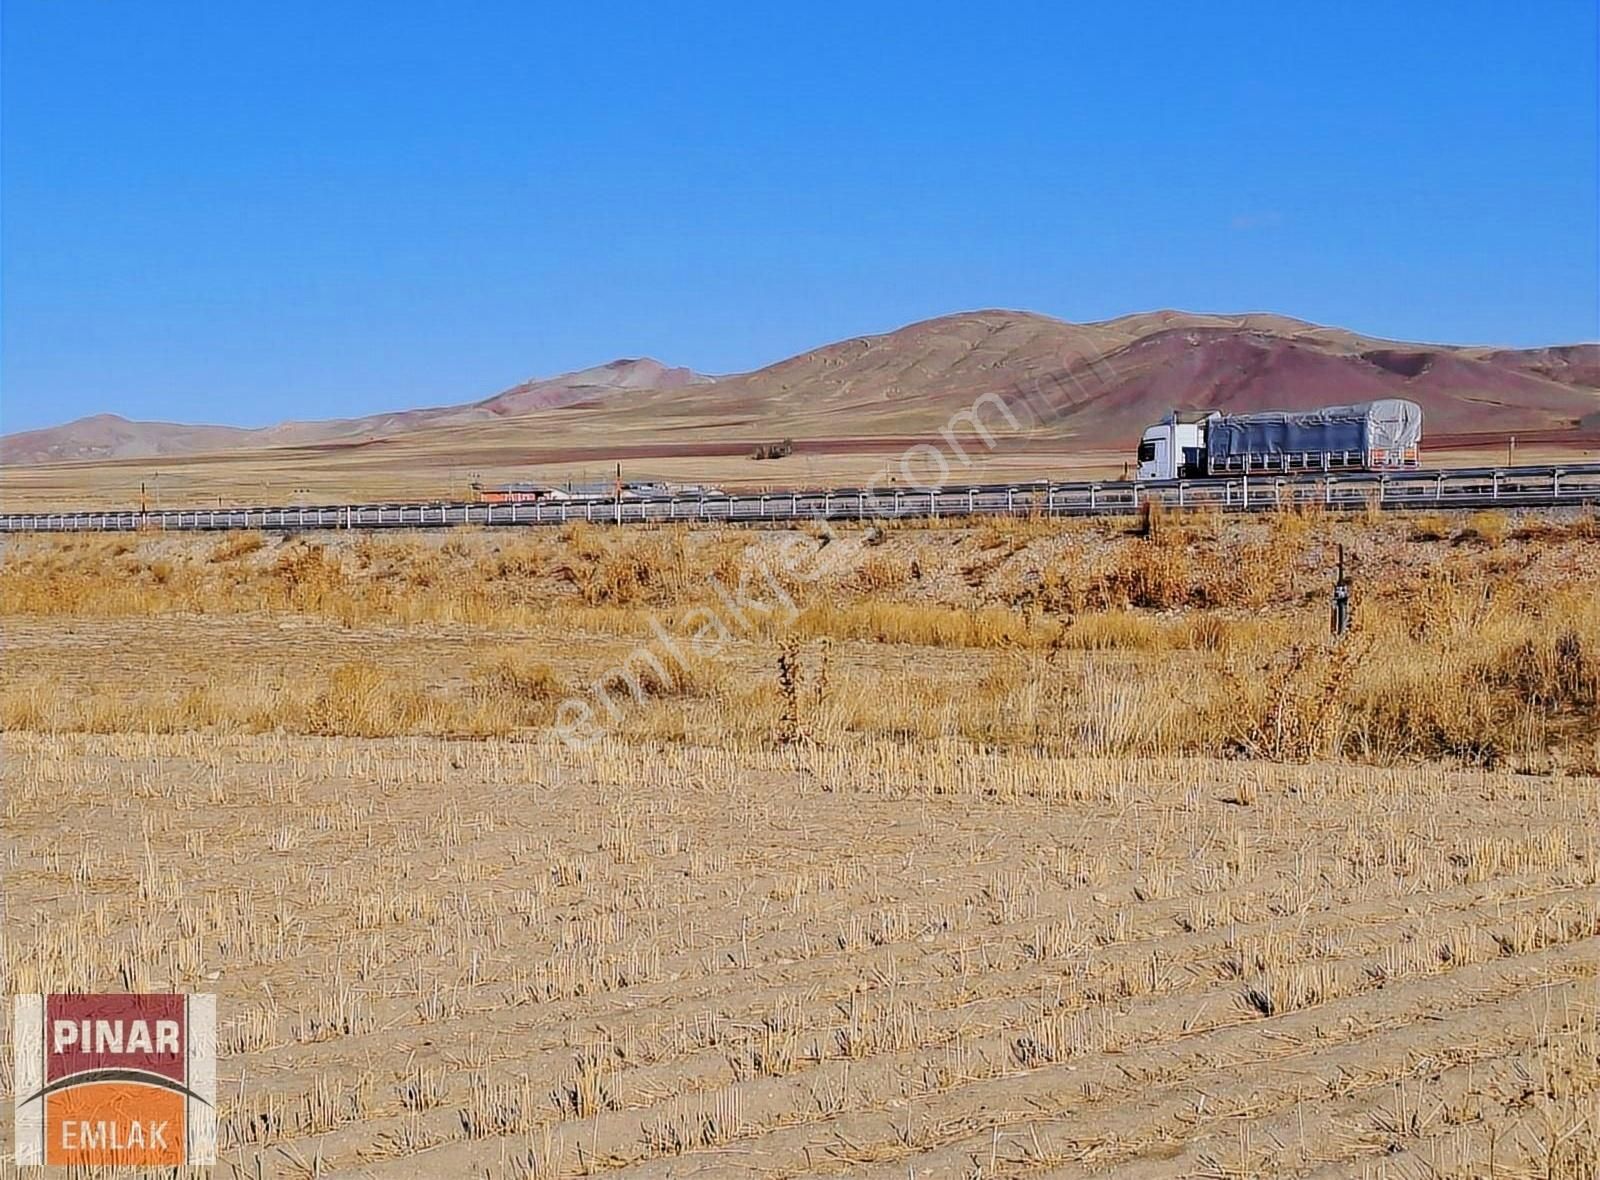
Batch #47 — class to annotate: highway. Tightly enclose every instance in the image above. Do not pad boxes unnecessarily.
[3,463,1598,533]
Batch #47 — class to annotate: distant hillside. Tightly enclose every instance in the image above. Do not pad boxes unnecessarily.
[4,313,1598,467]
[0,413,263,466]
[630,309,1600,440]
[0,358,709,466]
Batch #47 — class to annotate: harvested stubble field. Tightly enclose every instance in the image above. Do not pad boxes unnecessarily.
[2,507,1598,1177]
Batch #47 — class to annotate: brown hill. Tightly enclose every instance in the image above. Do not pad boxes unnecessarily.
[595,309,1599,443]
[3,312,1596,470]
[0,413,263,467]
[1045,322,1600,439]
[0,358,707,466]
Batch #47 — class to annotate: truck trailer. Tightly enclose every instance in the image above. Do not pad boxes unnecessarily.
[1134,398,1422,481]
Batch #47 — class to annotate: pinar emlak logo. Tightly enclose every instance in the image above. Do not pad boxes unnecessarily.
[13,993,215,1167]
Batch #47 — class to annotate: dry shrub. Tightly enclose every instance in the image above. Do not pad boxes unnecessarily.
[1091,536,1194,610]
[1392,567,1504,643]
[792,601,1058,649]
[0,676,59,732]
[475,539,547,581]
[208,531,267,562]
[1481,629,1598,713]
[1458,510,1510,546]
[854,554,911,593]
[1349,664,1528,768]
[476,652,565,701]
[1343,587,1600,767]
[1266,502,1324,543]
[269,543,351,613]
[1063,660,1188,756]
[1512,507,1599,543]
[1058,611,1165,651]
[974,513,1060,548]
[1214,634,1369,762]
[775,637,831,743]
[306,661,447,737]
[1408,512,1451,542]
[592,650,722,709]
[0,664,543,739]
[561,534,695,607]
[645,653,723,699]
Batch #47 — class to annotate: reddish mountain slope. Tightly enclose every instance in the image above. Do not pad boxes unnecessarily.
[619,310,1599,442]
[1046,325,1600,439]
[3,313,1596,466]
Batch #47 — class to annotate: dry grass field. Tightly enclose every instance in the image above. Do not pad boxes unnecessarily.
[0,427,1592,513]
[0,437,1128,513]
[2,507,1598,1177]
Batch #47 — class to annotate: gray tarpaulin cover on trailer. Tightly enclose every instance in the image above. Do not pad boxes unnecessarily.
[1207,398,1423,462]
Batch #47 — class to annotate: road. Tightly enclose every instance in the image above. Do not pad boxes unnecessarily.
[3,464,1598,533]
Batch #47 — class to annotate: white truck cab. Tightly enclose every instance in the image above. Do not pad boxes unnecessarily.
[1135,412,1212,480]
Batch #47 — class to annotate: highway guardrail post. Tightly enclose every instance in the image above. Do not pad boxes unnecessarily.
[1331,544,1352,637]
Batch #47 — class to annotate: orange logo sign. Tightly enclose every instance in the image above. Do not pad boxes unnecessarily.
[13,994,215,1167]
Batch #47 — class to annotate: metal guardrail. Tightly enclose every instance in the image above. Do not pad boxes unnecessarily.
[2,464,1597,533]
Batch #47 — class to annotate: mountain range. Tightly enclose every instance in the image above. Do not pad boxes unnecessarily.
[4,310,1597,467]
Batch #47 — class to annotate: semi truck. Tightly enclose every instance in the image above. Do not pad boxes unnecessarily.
[1134,398,1422,481]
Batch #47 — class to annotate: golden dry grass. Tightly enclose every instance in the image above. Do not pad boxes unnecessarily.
[3,511,1597,768]
[2,512,1598,1176]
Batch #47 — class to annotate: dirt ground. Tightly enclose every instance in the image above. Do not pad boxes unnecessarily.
[1,732,1596,1178]
[1,515,1597,1177]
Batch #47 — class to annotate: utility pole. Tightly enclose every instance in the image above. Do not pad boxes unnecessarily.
[1507,436,1516,467]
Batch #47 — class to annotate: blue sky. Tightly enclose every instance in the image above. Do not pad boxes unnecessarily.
[3,1,1596,433]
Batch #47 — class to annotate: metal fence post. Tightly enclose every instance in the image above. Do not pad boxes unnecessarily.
[1331,545,1352,637]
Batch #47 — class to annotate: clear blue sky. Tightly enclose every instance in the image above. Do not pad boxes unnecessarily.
[3,1,1596,433]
